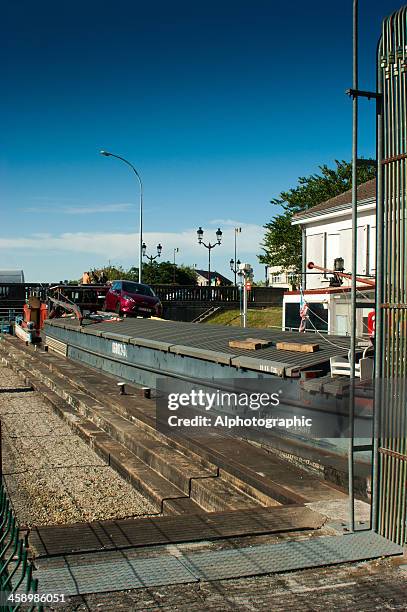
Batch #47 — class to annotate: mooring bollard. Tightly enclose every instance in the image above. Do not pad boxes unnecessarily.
[117,382,126,395]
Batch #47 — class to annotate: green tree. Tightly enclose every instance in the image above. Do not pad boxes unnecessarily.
[98,265,138,281]
[93,262,197,285]
[259,160,376,272]
[141,261,197,285]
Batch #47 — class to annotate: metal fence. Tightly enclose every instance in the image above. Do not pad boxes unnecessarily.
[0,283,285,308]
[376,6,407,545]
[0,423,43,611]
[150,284,284,305]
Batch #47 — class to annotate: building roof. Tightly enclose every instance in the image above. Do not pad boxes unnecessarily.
[195,270,232,285]
[0,270,25,283]
[293,178,376,222]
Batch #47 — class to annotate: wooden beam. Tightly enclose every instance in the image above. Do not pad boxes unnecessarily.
[276,342,319,353]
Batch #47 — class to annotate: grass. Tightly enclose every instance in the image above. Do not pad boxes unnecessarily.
[206,306,282,329]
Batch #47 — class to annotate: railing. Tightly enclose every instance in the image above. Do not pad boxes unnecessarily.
[0,283,285,307]
[151,285,284,304]
[0,423,43,611]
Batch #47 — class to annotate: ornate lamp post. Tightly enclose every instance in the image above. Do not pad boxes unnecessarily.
[233,227,241,286]
[142,242,162,264]
[230,258,241,283]
[197,227,222,286]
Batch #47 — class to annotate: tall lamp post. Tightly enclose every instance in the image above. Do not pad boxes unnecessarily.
[142,242,162,264]
[173,247,179,284]
[100,150,143,283]
[233,227,241,286]
[197,227,222,286]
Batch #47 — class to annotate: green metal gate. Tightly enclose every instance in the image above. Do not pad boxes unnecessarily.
[0,423,43,611]
[376,5,407,545]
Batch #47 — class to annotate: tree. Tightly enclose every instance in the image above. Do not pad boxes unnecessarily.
[141,261,197,285]
[92,262,197,285]
[258,160,376,272]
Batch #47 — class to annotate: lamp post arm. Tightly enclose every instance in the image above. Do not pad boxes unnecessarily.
[105,152,143,283]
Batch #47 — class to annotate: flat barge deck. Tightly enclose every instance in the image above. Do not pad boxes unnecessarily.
[44,317,351,382]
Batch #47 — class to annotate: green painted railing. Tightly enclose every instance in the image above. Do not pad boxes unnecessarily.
[0,432,43,611]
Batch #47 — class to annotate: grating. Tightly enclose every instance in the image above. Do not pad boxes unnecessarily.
[34,531,402,597]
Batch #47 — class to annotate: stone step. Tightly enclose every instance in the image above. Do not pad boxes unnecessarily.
[5,349,217,496]
[5,366,188,512]
[1,340,265,513]
[7,342,301,505]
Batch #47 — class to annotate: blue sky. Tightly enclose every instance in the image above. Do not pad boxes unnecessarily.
[0,0,401,281]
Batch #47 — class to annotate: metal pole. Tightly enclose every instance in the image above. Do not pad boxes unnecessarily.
[100,151,143,283]
[243,274,247,328]
[301,226,307,290]
[234,232,237,287]
[372,31,384,535]
[348,0,358,534]
[173,248,178,284]
[139,181,143,283]
[208,247,211,286]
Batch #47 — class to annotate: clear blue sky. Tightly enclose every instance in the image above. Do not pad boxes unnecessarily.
[0,0,402,281]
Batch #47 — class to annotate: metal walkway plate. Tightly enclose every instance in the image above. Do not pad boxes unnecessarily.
[180,530,403,581]
[34,531,403,597]
[30,506,324,558]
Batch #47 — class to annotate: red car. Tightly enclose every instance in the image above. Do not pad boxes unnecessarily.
[104,280,162,318]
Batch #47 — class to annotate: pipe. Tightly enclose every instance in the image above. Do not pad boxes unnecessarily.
[307,262,376,287]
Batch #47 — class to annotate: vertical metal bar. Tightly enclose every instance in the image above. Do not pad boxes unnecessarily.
[372,22,384,534]
[348,0,358,534]
[301,226,307,290]
[234,229,237,287]
[243,277,247,328]
[139,179,143,283]
[0,420,2,479]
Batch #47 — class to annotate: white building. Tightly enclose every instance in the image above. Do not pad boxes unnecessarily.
[283,179,376,336]
[267,266,296,291]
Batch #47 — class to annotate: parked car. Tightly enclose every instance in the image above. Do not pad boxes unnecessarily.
[104,280,162,318]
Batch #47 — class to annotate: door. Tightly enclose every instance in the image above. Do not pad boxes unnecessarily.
[106,282,120,310]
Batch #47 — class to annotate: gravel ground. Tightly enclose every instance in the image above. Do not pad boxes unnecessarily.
[0,365,157,527]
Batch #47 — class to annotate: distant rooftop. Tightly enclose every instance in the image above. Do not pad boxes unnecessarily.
[195,270,232,285]
[293,178,376,222]
[0,270,25,283]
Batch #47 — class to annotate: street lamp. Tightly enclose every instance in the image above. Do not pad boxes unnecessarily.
[233,227,241,286]
[197,227,222,285]
[173,247,179,284]
[100,150,143,282]
[230,258,241,281]
[142,243,162,264]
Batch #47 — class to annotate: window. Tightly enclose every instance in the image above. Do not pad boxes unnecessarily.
[122,282,155,297]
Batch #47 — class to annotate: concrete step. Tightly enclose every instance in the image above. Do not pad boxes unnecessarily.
[162,497,206,515]
[190,475,264,512]
[1,339,324,506]
[2,365,189,512]
[0,339,265,513]
[4,348,216,494]
[9,344,299,504]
